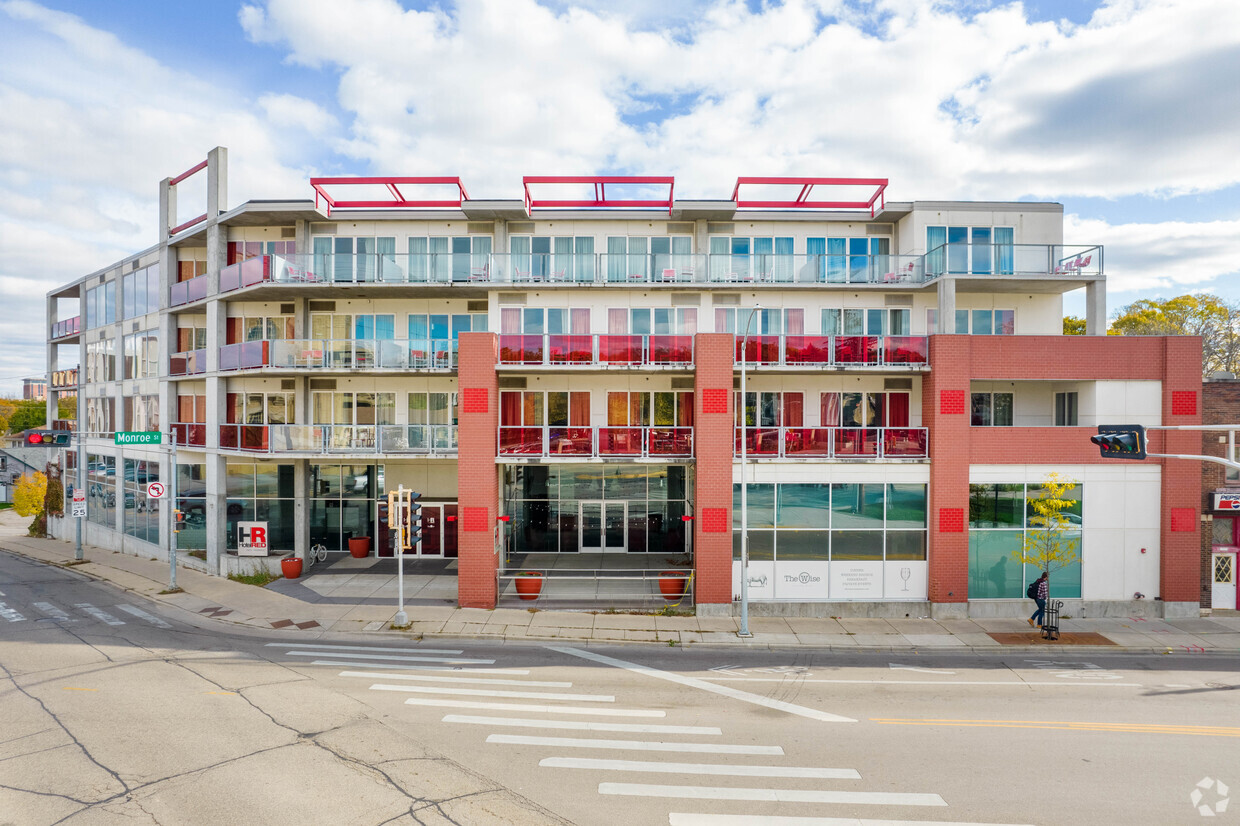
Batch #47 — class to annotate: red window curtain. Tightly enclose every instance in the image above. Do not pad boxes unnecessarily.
[226,241,242,266]
[785,309,804,335]
[677,392,694,427]
[523,392,542,426]
[225,318,241,345]
[178,396,194,423]
[608,308,627,335]
[500,391,521,425]
[783,392,804,427]
[571,308,590,335]
[607,392,628,426]
[195,395,206,423]
[225,393,239,424]
[569,392,590,426]
[888,392,910,427]
[820,392,840,427]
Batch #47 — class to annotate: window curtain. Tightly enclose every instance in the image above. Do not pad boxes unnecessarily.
[553,237,573,279]
[375,314,395,340]
[783,393,804,427]
[607,237,627,282]
[994,227,1014,274]
[608,308,627,334]
[678,308,698,335]
[677,392,694,427]
[226,318,241,345]
[569,392,590,426]
[510,236,531,281]
[926,226,946,277]
[867,393,886,427]
[888,393,910,427]
[429,237,450,282]
[571,308,590,335]
[715,307,735,333]
[709,236,729,281]
[774,236,794,281]
[574,236,595,282]
[827,237,847,282]
[806,237,826,282]
[500,308,521,335]
[376,237,396,281]
[500,391,521,425]
[607,392,628,426]
[785,308,804,335]
[333,237,354,282]
[820,392,840,427]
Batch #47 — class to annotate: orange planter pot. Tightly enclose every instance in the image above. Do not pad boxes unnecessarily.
[281,557,303,579]
[515,573,543,600]
[659,570,689,600]
[348,536,370,558]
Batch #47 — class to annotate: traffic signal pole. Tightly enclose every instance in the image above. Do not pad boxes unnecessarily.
[168,434,178,591]
[393,485,408,627]
[1094,424,1240,472]
[75,389,84,561]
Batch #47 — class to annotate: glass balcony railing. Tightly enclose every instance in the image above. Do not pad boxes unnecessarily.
[169,275,208,307]
[498,334,694,366]
[735,427,928,459]
[171,422,207,447]
[219,339,457,371]
[924,244,1102,280]
[736,335,927,366]
[51,317,81,338]
[169,349,206,376]
[498,426,693,458]
[219,424,458,454]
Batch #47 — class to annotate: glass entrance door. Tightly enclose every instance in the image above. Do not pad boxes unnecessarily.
[580,501,626,552]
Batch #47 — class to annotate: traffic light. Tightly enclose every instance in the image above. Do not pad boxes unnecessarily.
[406,492,423,549]
[25,430,71,447]
[1091,425,1147,459]
[173,510,186,533]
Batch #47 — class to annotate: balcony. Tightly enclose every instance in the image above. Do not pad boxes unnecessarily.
[172,422,207,447]
[494,253,927,285]
[169,275,208,307]
[735,427,928,459]
[219,339,457,372]
[169,349,206,377]
[498,335,694,367]
[924,244,1102,279]
[51,368,80,389]
[736,335,927,367]
[218,424,458,455]
[498,426,693,459]
[51,316,81,339]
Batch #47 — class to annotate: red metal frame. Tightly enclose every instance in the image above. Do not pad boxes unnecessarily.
[731,177,889,216]
[523,176,675,216]
[310,177,470,216]
[168,157,210,235]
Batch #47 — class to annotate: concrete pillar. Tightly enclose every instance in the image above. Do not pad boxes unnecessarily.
[204,453,227,574]
[46,296,58,428]
[924,335,971,615]
[206,147,228,219]
[1085,279,1107,336]
[294,459,308,561]
[456,331,499,608]
[692,332,735,606]
[937,277,957,334]
[159,178,175,243]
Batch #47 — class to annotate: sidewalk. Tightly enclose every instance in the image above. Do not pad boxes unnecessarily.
[4,515,1240,652]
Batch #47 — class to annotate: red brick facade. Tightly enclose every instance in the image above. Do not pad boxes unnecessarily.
[1200,379,1240,608]
[693,333,737,604]
[456,332,499,608]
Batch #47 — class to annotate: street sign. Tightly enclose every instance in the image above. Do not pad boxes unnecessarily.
[115,431,161,446]
[146,482,165,499]
[71,488,86,518]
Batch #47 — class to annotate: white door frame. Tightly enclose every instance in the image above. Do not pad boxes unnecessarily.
[1212,551,1237,611]
[579,500,626,553]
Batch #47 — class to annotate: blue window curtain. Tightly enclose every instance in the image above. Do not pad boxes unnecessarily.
[827,238,847,282]
[773,236,794,282]
[407,237,427,282]
[451,236,471,282]
[355,315,373,340]
[971,227,992,275]
[334,237,354,282]
[731,237,751,281]
[849,237,869,282]
[429,237,450,282]
[994,227,1014,274]
[607,237,627,282]
[806,237,826,282]
[553,237,572,280]
[926,227,946,277]
[531,236,551,280]
[947,226,968,274]
[510,236,531,281]
[313,237,332,283]
[574,236,595,282]
[709,236,729,281]
[375,315,395,340]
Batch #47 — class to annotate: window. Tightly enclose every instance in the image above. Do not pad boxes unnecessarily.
[946,309,1015,335]
[822,308,904,335]
[311,236,396,282]
[177,327,207,352]
[123,395,159,431]
[228,315,296,343]
[225,463,295,552]
[968,482,1082,598]
[407,392,459,450]
[501,308,589,335]
[1055,392,1078,426]
[229,392,296,425]
[85,282,116,329]
[510,235,591,281]
[86,396,115,434]
[123,265,160,319]
[86,339,117,383]
[176,463,206,552]
[971,393,1013,426]
[738,392,803,427]
[408,235,491,282]
[820,392,910,427]
[311,392,392,426]
[86,454,116,529]
[927,226,1014,275]
[227,240,294,265]
[178,249,208,282]
[123,331,159,380]
[122,459,159,545]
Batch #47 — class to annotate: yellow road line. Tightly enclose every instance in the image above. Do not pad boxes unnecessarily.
[871,718,1240,737]
[61,687,98,692]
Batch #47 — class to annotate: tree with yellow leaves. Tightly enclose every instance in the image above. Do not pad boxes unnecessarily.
[14,471,48,537]
[1012,473,1080,598]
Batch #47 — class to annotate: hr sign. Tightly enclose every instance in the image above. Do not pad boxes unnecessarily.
[238,521,269,556]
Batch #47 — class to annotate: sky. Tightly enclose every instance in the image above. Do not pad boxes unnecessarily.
[1,0,1238,395]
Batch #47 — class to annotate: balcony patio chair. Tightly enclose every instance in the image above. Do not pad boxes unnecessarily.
[470,263,489,281]
[660,268,677,282]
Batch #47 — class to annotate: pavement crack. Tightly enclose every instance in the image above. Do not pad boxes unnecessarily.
[0,781,93,807]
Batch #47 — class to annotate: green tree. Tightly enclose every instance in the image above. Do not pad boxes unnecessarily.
[1012,473,1079,598]
[1062,316,1086,335]
[1108,294,1240,375]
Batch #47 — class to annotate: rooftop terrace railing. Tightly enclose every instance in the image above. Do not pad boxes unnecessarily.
[498,334,694,367]
[923,244,1102,279]
[218,424,458,455]
[736,426,928,459]
[219,339,458,371]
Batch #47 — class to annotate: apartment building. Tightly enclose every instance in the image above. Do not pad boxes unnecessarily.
[44,148,1203,618]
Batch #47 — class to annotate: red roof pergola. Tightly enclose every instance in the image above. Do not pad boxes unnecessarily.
[310,177,471,217]
[523,176,675,216]
[731,177,889,216]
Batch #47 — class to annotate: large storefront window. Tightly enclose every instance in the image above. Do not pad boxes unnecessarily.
[86,454,116,529]
[226,463,295,552]
[968,482,1083,598]
[309,464,382,552]
[502,465,689,554]
[731,482,927,600]
[122,459,159,545]
[177,463,206,552]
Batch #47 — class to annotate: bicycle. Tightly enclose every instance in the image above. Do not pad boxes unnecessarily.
[306,539,328,569]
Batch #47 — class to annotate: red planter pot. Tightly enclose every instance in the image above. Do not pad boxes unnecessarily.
[515,573,543,600]
[348,537,370,558]
[659,570,689,600]
[281,557,303,579]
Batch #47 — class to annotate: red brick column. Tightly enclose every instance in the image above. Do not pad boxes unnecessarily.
[456,332,499,608]
[925,336,971,604]
[1160,336,1203,605]
[693,333,735,605]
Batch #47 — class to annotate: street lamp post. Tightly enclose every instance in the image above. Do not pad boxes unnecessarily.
[738,303,760,639]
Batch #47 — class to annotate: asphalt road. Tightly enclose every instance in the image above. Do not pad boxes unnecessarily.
[2,549,1238,825]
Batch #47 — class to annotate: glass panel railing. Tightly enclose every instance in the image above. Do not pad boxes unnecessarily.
[268,425,325,452]
[648,427,693,456]
[219,340,270,371]
[171,423,206,447]
[784,428,833,456]
[547,335,594,365]
[598,335,643,365]
[378,425,458,454]
[219,424,270,451]
[883,336,928,365]
[498,335,694,366]
[496,426,692,458]
[269,339,325,368]
[548,427,594,456]
[734,426,927,458]
[735,428,782,455]
[736,337,781,365]
[783,336,833,364]
[833,428,879,457]
[924,244,1102,278]
[498,335,544,365]
[649,335,693,364]
[52,316,82,338]
[499,426,544,455]
[597,427,643,456]
[169,349,206,376]
[835,336,880,365]
[882,428,928,458]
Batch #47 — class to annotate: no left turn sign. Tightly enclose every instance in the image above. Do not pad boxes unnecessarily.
[146,482,166,499]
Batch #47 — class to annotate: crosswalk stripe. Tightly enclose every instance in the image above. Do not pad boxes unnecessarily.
[74,604,124,626]
[0,602,25,622]
[538,758,857,779]
[33,602,74,622]
[267,642,464,655]
[599,783,946,806]
[115,604,172,629]
[371,684,612,702]
[670,815,1035,825]
[339,670,570,688]
[285,651,493,664]
[443,715,720,735]
[314,661,530,675]
[487,735,782,755]
[551,646,855,724]
[404,698,665,717]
